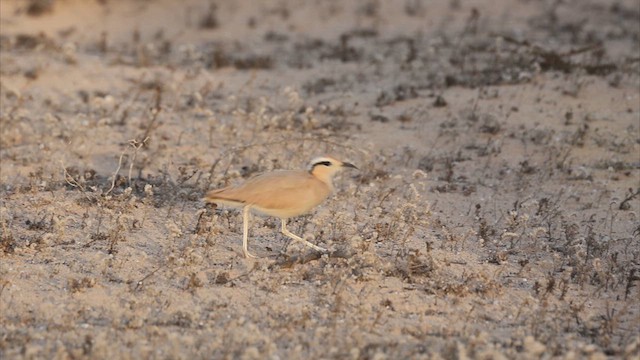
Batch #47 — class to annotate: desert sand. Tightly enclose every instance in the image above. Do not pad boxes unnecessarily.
[1,0,639,359]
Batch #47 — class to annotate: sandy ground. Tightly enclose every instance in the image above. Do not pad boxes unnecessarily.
[1,0,639,359]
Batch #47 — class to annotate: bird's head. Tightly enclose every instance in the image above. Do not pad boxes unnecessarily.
[308,156,357,186]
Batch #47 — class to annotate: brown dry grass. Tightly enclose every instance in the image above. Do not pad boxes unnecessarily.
[1,0,639,359]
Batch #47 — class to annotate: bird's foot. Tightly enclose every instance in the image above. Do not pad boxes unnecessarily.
[243,250,258,259]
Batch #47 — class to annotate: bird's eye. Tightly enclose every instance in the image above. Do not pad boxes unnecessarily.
[315,161,332,167]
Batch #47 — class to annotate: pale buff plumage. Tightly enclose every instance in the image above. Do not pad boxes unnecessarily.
[205,156,357,258]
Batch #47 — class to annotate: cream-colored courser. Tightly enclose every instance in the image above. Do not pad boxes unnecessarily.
[205,156,357,258]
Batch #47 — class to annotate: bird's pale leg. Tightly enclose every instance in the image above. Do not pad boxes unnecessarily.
[280,219,327,253]
[242,205,257,258]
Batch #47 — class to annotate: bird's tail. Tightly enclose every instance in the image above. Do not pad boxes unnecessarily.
[204,189,245,208]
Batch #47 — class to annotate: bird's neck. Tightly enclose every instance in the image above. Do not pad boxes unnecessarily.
[310,168,335,190]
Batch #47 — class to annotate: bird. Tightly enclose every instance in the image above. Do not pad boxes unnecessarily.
[205,156,357,258]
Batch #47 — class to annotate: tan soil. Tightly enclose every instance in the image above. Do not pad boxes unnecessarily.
[1,0,639,359]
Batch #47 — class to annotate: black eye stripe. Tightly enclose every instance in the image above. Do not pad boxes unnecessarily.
[314,161,332,167]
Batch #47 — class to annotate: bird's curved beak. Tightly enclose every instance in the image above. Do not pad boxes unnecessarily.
[342,162,358,170]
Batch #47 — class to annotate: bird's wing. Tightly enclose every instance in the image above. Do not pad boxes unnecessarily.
[206,170,330,213]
